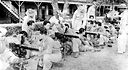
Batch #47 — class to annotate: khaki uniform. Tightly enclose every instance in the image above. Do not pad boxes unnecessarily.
[66,28,81,52]
[118,10,128,53]
[87,5,96,20]
[72,9,85,31]
[49,16,63,25]
[7,36,39,70]
[37,35,62,70]
[78,33,94,51]
[0,37,19,70]
[94,26,109,45]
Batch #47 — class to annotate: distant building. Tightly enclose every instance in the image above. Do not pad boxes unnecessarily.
[0,0,119,24]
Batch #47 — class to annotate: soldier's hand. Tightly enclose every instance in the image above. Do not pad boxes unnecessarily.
[37,52,44,57]
[38,47,43,52]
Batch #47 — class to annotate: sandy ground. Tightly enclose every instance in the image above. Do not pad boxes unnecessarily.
[51,43,128,70]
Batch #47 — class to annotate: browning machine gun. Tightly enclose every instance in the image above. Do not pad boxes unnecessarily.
[55,32,79,43]
[84,31,98,35]
[84,31,99,38]
[64,34,79,38]
[9,43,39,58]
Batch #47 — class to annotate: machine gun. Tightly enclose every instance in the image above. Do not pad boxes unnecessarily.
[9,43,39,51]
[9,43,39,58]
[84,31,99,38]
[64,34,79,38]
[55,32,79,42]
[84,31,98,35]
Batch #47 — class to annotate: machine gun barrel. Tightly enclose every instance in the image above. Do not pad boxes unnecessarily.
[85,31,98,35]
[9,43,39,51]
[55,32,79,38]
[64,34,79,38]
[20,45,39,51]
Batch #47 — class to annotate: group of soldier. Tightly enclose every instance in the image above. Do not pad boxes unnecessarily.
[0,0,128,70]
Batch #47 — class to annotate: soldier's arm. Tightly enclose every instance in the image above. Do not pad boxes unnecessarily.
[43,41,53,54]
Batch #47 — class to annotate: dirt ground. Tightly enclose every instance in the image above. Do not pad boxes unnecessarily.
[51,43,128,70]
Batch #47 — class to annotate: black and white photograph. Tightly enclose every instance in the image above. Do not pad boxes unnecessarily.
[0,0,128,70]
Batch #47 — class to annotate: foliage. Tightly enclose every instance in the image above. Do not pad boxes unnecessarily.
[2,23,44,37]
[95,0,126,4]
[33,23,44,31]
[5,26,22,37]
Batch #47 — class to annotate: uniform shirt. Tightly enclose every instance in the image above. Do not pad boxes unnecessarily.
[50,24,65,35]
[72,10,85,20]
[37,35,61,54]
[95,26,110,37]
[0,48,18,63]
[0,48,18,70]
[65,28,78,36]
[0,37,8,54]
[51,24,59,32]
[94,26,104,33]
[49,16,63,25]
[119,10,128,33]
[72,9,85,29]
[0,37,19,70]
[6,36,20,44]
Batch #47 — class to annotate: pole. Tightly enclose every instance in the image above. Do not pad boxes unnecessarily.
[63,0,69,12]
[35,2,42,21]
[14,0,24,23]
[19,1,21,23]
[51,0,59,14]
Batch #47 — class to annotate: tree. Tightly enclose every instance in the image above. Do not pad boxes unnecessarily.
[93,0,126,4]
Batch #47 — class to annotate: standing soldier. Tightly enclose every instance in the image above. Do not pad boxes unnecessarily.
[22,9,37,32]
[117,4,128,54]
[87,1,99,20]
[72,5,86,31]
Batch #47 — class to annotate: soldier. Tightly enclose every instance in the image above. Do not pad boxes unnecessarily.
[78,28,94,52]
[0,27,19,70]
[12,31,38,70]
[95,21,109,46]
[22,9,37,32]
[22,20,35,35]
[64,23,81,58]
[117,4,128,54]
[49,11,64,34]
[72,4,86,31]
[26,20,35,39]
[87,1,99,20]
[43,20,58,36]
[17,31,32,59]
[49,11,63,25]
[36,27,62,70]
